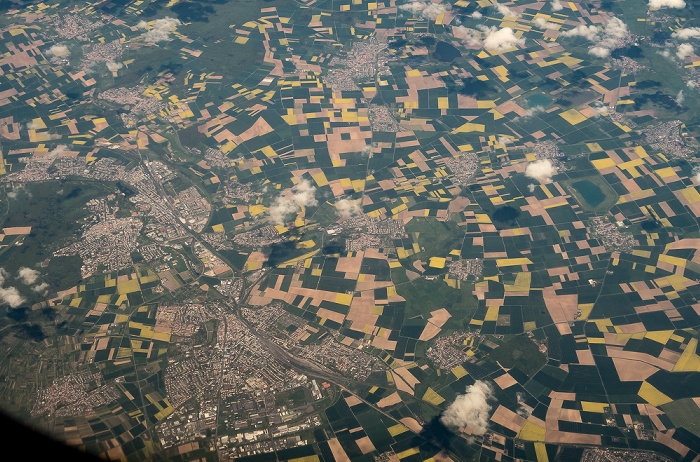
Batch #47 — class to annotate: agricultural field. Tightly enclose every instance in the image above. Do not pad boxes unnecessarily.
[0,0,699,461]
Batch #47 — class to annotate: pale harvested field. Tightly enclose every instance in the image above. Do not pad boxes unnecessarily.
[356,436,376,455]
[377,391,402,408]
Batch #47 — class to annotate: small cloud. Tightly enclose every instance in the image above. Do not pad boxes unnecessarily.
[533,17,558,30]
[139,17,181,43]
[589,46,611,58]
[695,171,700,183]
[497,136,513,146]
[472,11,483,19]
[32,282,49,294]
[525,159,558,183]
[605,17,629,39]
[361,145,372,156]
[551,0,564,11]
[672,28,700,40]
[560,24,600,41]
[18,267,40,285]
[106,61,123,72]
[268,179,318,225]
[26,121,43,130]
[493,2,519,18]
[47,44,70,57]
[441,380,494,435]
[675,89,685,106]
[0,286,24,308]
[677,43,694,60]
[687,80,698,88]
[513,105,544,121]
[335,198,361,218]
[660,48,672,58]
[649,0,685,8]
[48,145,68,159]
[398,1,450,20]
[593,101,609,115]
[516,393,531,418]
[479,26,525,52]
[6,191,17,199]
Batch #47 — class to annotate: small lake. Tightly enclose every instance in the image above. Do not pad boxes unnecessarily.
[526,93,552,108]
[572,180,605,207]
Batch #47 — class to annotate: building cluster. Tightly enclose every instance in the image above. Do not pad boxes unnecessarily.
[223,177,259,203]
[368,104,404,132]
[426,331,478,370]
[533,140,562,160]
[214,278,243,301]
[84,195,119,223]
[31,371,119,418]
[447,258,483,281]
[611,56,647,74]
[608,107,637,129]
[339,213,406,239]
[218,414,321,461]
[201,232,234,250]
[233,225,285,247]
[156,304,215,339]
[173,186,210,232]
[324,38,389,92]
[83,40,123,67]
[157,399,218,449]
[139,243,166,262]
[590,216,636,252]
[54,217,142,277]
[345,232,383,252]
[580,448,673,462]
[243,303,385,381]
[193,241,230,277]
[98,85,166,127]
[50,13,103,40]
[444,153,479,185]
[204,148,230,168]
[640,120,694,158]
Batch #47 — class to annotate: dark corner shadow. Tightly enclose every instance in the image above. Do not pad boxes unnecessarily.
[0,410,102,461]
[419,415,455,452]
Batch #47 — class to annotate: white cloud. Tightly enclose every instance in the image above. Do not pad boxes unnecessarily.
[399,1,450,20]
[497,136,513,146]
[268,179,318,225]
[560,24,600,41]
[593,102,609,115]
[32,282,49,294]
[48,145,68,159]
[480,26,525,51]
[139,17,181,43]
[335,198,361,218]
[493,3,519,18]
[422,3,449,20]
[0,268,6,286]
[0,286,24,308]
[516,393,531,418]
[675,89,685,105]
[605,17,629,39]
[361,145,372,156]
[472,11,483,19]
[525,159,557,183]
[589,46,610,58]
[688,80,698,88]
[47,44,70,57]
[660,48,672,58]
[677,43,694,59]
[106,61,123,72]
[441,380,494,435]
[26,121,43,130]
[649,0,685,8]
[533,17,558,30]
[551,0,564,11]
[673,28,700,40]
[695,172,700,184]
[18,267,40,285]
[513,105,544,121]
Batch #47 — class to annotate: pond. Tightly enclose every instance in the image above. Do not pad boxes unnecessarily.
[572,180,606,207]
[526,93,552,108]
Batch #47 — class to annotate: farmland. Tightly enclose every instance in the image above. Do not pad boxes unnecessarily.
[0,0,698,461]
